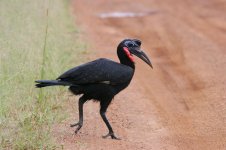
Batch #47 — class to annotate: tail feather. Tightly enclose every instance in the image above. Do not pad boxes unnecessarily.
[35,80,72,88]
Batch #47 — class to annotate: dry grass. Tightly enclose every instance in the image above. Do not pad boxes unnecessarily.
[0,0,86,149]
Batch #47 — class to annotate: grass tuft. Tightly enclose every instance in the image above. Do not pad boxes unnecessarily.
[0,0,86,149]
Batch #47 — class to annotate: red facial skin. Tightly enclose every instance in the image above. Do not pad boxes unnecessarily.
[123,47,135,62]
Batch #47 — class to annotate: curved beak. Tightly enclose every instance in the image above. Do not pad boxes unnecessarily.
[130,48,153,68]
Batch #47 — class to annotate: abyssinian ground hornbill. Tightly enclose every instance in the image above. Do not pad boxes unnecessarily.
[35,39,152,139]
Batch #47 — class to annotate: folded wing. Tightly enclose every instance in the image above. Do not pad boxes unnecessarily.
[57,58,134,85]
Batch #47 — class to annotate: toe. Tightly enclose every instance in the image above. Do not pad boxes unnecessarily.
[70,122,80,127]
[111,135,121,140]
[102,133,111,138]
[102,132,121,140]
[74,125,82,134]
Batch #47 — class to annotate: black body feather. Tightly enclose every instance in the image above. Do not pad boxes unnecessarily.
[57,58,134,85]
[35,39,152,139]
[35,80,73,88]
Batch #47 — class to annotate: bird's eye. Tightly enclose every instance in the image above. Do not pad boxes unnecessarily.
[127,42,135,47]
[128,43,135,47]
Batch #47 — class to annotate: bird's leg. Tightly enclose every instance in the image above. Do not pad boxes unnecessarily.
[70,96,86,134]
[100,112,121,140]
[100,100,121,140]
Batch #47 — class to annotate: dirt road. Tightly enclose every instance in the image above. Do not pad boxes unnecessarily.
[53,0,226,149]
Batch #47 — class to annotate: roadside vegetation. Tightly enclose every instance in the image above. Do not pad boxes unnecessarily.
[0,0,85,149]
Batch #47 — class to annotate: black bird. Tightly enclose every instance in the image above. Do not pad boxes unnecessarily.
[35,39,152,139]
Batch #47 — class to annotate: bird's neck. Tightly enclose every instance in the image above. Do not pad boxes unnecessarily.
[117,48,135,69]
[119,58,135,69]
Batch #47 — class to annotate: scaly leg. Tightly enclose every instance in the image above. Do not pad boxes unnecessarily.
[70,95,87,134]
[100,100,121,140]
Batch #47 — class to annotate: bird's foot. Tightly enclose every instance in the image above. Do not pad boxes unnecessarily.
[70,122,80,127]
[70,122,82,134]
[102,132,121,140]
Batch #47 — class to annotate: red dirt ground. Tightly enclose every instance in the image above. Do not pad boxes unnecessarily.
[52,0,226,149]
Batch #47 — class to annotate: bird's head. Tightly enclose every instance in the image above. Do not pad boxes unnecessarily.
[117,39,153,68]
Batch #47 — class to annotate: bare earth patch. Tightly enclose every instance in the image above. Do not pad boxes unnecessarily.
[52,0,226,149]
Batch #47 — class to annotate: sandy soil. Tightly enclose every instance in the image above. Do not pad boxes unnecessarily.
[52,0,226,149]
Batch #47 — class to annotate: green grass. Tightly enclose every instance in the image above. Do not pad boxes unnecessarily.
[0,0,86,149]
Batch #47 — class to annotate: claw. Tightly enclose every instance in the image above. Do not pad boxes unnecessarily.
[74,125,82,134]
[70,122,80,127]
[102,132,121,140]
[70,122,82,134]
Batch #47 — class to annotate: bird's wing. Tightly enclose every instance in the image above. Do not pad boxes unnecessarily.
[57,58,134,85]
